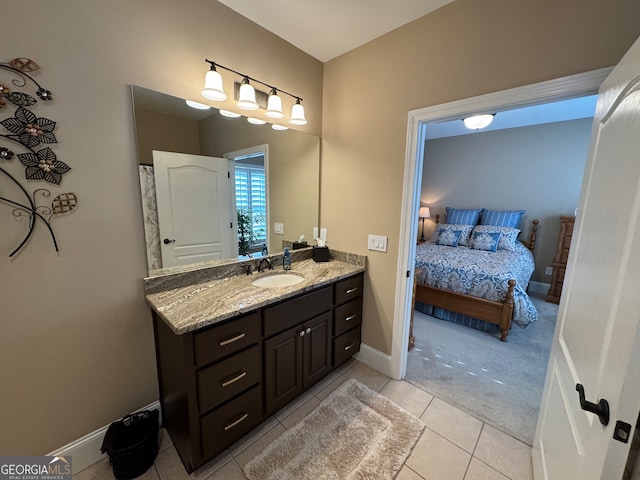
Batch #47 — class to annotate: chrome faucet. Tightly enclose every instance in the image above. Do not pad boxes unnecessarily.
[258,257,273,273]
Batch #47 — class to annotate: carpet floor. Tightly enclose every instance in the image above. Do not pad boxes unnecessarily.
[406,293,558,445]
[243,378,424,480]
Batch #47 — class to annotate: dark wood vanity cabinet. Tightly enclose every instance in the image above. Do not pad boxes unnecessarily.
[152,272,364,473]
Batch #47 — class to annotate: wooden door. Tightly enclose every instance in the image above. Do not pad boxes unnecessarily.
[264,326,302,416]
[302,312,332,389]
[533,35,640,478]
[153,151,235,268]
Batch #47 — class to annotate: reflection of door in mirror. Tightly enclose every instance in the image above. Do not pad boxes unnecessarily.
[153,151,236,268]
[225,145,269,256]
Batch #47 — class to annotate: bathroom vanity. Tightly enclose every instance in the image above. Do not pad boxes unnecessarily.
[145,253,365,473]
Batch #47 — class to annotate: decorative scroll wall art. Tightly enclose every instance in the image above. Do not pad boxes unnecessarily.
[0,58,77,257]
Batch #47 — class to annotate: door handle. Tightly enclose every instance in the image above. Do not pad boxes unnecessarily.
[163,238,175,244]
[576,383,610,426]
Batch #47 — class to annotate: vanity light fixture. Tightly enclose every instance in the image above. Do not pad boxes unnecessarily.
[202,59,307,125]
[247,117,267,125]
[462,114,495,130]
[201,63,227,101]
[237,77,259,110]
[219,109,241,118]
[272,124,288,131]
[185,99,211,110]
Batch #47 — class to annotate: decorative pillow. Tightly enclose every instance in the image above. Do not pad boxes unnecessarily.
[445,207,484,225]
[429,223,474,246]
[471,225,521,252]
[480,209,526,228]
[470,230,500,252]
[435,229,463,247]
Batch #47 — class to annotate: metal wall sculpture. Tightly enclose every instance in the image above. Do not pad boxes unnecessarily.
[0,58,77,257]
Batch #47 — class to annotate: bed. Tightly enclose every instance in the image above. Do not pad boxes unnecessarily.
[413,208,539,342]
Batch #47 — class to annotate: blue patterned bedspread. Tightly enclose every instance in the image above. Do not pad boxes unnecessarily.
[415,241,538,327]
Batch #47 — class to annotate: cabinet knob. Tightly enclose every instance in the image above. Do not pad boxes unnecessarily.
[306,327,311,334]
[299,330,305,337]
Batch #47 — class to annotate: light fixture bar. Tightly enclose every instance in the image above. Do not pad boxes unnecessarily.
[204,59,303,103]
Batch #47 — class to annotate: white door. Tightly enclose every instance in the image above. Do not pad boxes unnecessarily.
[533,37,640,478]
[153,151,236,268]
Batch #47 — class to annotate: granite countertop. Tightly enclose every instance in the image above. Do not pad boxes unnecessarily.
[146,257,365,335]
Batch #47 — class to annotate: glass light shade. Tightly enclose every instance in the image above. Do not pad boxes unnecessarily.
[201,69,227,101]
[219,109,241,118]
[185,99,211,110]
[419,207,431,219]
[289,101,307,125]
[265,91,284,118]
[272,124,288,130]
[462,114,494,130]
[247,117,266,125]
[237,81,259,110]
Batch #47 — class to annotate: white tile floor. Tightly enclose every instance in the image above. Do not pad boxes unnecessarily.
[74,359,533,480]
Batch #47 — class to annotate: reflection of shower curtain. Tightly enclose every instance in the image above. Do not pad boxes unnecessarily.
[139,165,162,271]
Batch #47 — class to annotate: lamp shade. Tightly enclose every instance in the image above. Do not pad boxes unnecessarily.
[462,114,494,130]
[265,89,284,118]
[201,68,227,101]
[419,207,431,218]
[237,78,259,110]
[289,99,307,125]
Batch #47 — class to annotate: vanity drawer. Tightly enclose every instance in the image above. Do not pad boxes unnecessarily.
[334,299,362,337]
[197,344,261,413]
[200,385,263,460]
[334,275,363,306]
[194,311,260,367]
[333,325,361,367]
[263,286,332,338]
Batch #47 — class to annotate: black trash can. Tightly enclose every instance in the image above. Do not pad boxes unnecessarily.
[100,409,159,480]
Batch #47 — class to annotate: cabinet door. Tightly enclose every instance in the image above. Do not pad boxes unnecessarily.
[302,312,332,389]
[264,327,302,416]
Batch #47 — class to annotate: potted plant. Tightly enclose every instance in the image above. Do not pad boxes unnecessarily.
[237,208,253,257]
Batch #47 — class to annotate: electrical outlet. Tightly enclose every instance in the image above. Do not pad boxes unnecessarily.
[368,234,388,252]
[545,266,553,275]
[274,222,284,235]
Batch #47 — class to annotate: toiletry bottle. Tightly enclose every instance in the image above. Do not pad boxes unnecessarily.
[283,247,291,270]
[262,243,268,256]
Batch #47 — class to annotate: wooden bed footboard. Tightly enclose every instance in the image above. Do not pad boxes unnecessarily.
[414,280,516,341]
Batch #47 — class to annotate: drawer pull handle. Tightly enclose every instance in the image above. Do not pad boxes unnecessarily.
[346,287,358,294]
[345,314,358,322]
[344,342,356,351]
[219,332,246,347]
[224,413,249,431]
[221,371,247,388]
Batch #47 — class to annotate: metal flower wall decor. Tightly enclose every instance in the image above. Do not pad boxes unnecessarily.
[0,58,77,257]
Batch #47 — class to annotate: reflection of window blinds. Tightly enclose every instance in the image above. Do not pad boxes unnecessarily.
[235,165,266,245]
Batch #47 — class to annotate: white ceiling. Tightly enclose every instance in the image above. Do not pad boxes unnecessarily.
[217,0,455,63]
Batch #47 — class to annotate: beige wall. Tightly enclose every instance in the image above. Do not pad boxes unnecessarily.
[1,0,322,455]
[321,0,640,355]
[422,118,593,282]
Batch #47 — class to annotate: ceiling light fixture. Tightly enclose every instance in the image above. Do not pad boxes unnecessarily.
[202,59,307,125]
[462,114,495,130]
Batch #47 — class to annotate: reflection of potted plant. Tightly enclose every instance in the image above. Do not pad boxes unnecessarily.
[237,208,253,256]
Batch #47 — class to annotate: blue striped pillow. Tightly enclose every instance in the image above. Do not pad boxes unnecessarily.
[445,207,483,225]
[480,209,525,228]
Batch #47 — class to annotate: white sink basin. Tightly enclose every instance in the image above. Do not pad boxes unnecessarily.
[252,273,305,288]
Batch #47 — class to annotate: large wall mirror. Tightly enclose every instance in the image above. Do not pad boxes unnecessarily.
[131,86,320,276]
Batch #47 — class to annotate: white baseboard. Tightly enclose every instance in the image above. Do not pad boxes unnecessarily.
[47,401,161,475]
[354,343,393,377]
[528,281,550,295]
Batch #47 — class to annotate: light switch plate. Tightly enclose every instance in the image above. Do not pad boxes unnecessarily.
[368,234,388,252]
[274,222,284,235]
[313,227,318,239]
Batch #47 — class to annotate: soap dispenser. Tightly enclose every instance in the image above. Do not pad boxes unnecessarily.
[262,243,268,256]
[283,247,291,270]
